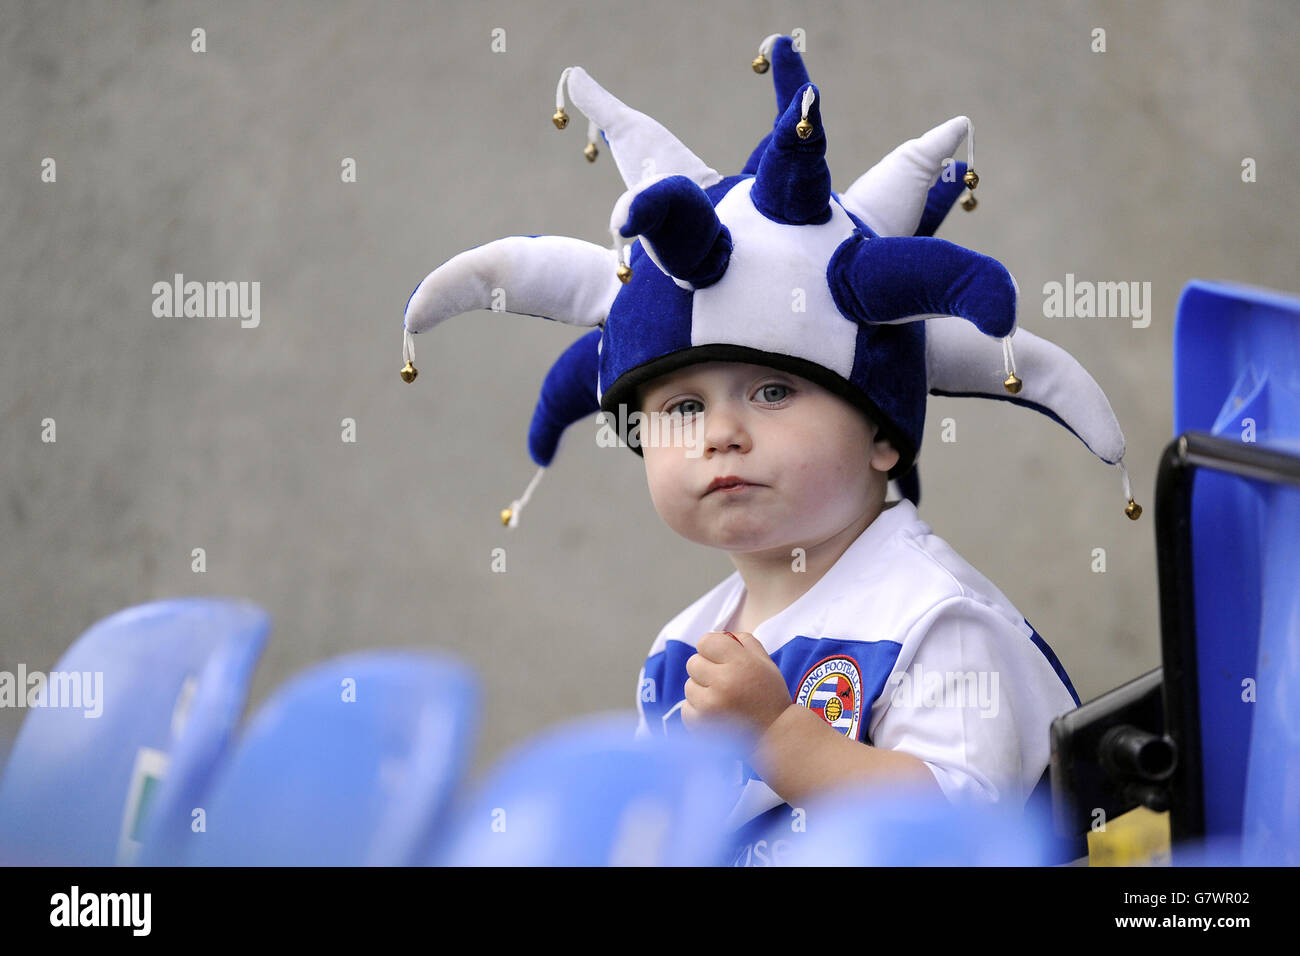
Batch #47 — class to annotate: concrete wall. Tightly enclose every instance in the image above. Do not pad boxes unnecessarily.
[2,0,1296,773]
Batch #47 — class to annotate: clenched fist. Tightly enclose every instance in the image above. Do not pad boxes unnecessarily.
[682,630,793,740]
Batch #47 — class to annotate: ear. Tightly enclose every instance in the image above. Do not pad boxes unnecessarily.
[868,425,901,475]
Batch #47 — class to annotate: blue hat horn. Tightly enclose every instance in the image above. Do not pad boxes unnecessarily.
[750,84,832,226]
[828,236,1019,338]
[742,35,812,175]
[619,176,733,289]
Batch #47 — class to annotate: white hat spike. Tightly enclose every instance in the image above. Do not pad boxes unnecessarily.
[924,316,1141,519]
[840,116,977,237]
[400,235,621,382]
[553,65,722,191]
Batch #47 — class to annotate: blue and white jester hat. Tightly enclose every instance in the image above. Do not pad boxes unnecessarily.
[401,35,1140,528]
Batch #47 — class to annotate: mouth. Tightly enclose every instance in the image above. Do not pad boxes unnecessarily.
[705,476,759,496]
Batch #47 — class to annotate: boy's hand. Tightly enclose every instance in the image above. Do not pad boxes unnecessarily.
[682,631,792,739]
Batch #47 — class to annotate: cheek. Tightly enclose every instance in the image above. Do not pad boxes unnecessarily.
[794,458,848,503]
[643,451,684,515]
[785,427,867,503]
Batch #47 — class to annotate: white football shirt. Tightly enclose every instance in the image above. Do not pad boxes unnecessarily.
[633,498,1080,834]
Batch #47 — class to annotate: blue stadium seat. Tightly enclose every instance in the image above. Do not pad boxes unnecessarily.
[172,650,477,866]
[431,713,746,866]
[1170,280,1300,864]
[745,782,1054,866]
[1169,834,1245,866]
[0,597,269,865]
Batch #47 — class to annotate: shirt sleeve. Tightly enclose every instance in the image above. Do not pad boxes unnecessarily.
[866,595,1074,809]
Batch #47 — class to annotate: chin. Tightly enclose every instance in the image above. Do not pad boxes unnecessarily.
[694,518,790,553]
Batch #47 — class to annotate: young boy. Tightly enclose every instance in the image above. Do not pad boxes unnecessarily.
[398,37,1139,852]
[630,359,1081,841]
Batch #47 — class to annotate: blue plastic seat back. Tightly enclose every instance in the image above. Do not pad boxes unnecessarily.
[179,651,477,866]
[1170,833,1247,866]
[0,597,269,865]
[747,783,1053,866]
[1173,280,1300,863]
[432,713,746,866]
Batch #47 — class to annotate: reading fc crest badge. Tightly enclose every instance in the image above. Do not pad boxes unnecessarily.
[796,655,863,740]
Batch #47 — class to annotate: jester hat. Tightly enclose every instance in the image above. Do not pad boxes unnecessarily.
[400,35,1140,528]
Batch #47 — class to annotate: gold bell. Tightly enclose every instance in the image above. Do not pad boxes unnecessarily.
[500,508,513,527]
[961,193,978,212]
[400,361,418,383]
[1003,373,1022,394]
[796,118,813,139]
[552,108,569,130]
[963,169,979,190]
[584,142,599,163]
[752,54,770,74]
[1125,499,1142,521]
[616,263,633,283]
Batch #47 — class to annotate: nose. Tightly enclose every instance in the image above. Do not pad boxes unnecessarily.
[702,399,752,456]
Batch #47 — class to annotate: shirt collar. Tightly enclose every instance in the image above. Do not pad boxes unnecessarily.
[709,498,920,643]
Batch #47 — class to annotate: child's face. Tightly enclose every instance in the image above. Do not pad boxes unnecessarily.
[637,361,900,555]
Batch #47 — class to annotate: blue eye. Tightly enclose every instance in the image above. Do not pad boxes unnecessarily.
[666,398,704,416]
[757,383,792,403]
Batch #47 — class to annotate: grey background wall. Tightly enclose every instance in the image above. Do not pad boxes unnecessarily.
[2,0,1296,774]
